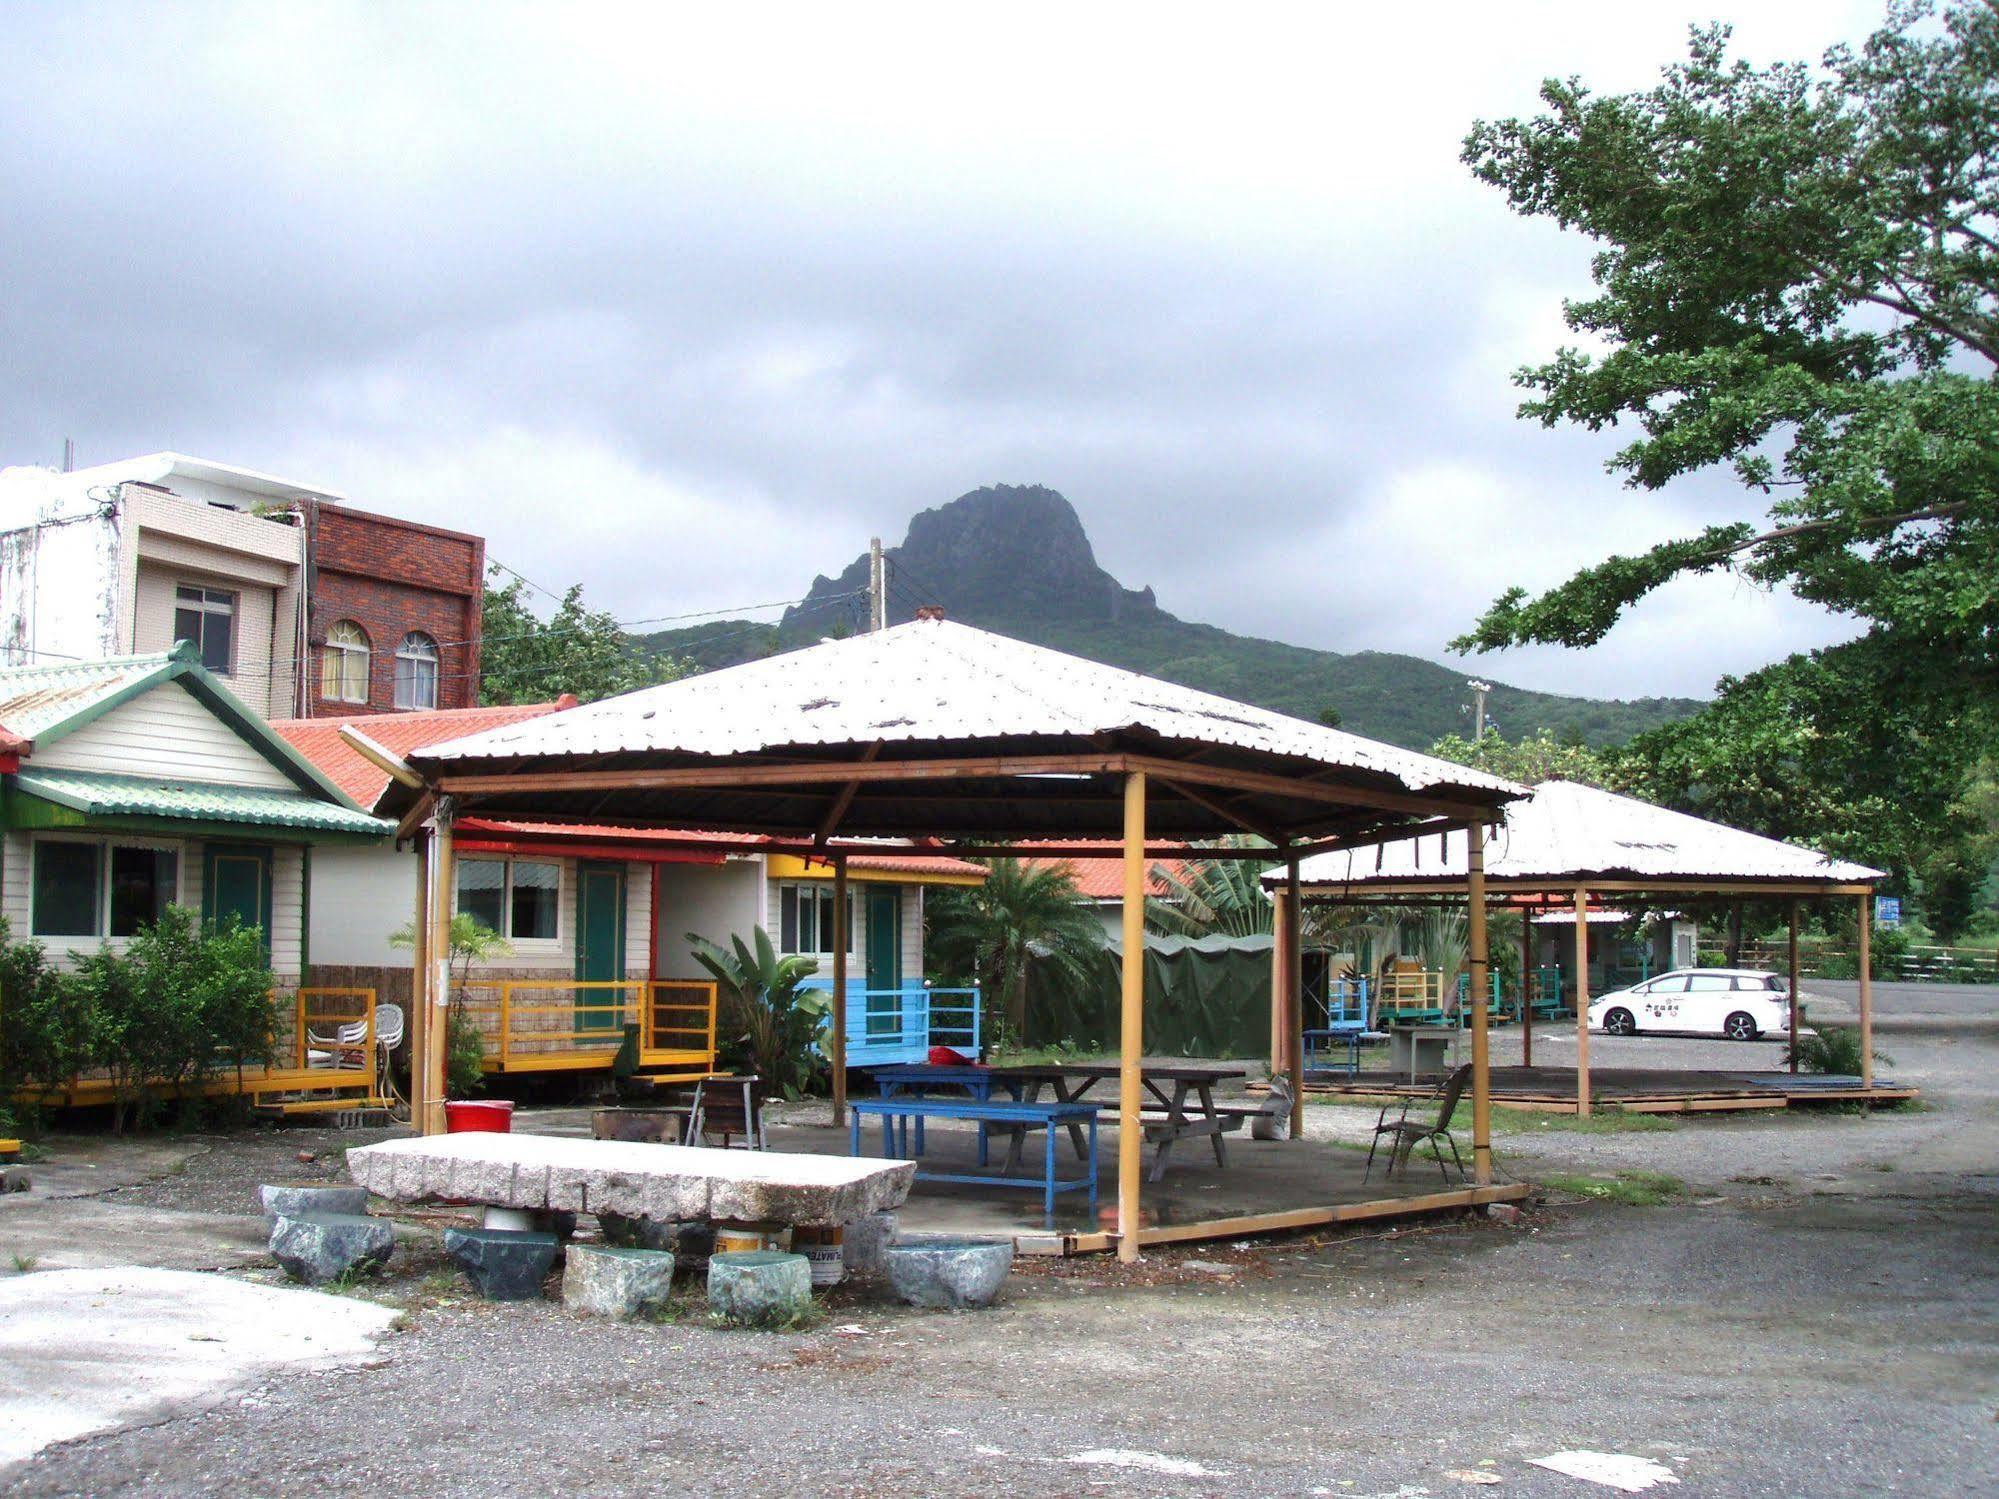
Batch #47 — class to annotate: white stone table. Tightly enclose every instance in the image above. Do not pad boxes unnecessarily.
[347,1134,913,1228]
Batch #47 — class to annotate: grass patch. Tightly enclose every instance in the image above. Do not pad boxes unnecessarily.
[1540,1169,1685,1206]
[709,1297,826,1333]
[1786,1025,1891,1075]
[1437,1103,1677,1135]
[12,1253,40,1273]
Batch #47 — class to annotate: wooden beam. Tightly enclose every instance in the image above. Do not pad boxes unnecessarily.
[814,743,882,848]
[1574,885,1592,1120]
[395,788,437,844]
[1288,816,1466,864]
[831,855,849,1128]
[1130,1183,1531,1247]
[1117,770,1147,1264]
[1467,820,1492,1185]
[1123,754,1500,822]
[439,753,1135,797]
[1153,775,1287,844]
[425,803,456,1136]
[1296,876,1880,900]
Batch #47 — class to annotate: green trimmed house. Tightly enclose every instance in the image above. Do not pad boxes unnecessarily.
[0,642,392,985]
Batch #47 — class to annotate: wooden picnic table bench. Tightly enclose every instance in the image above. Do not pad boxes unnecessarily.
[990,1063,1247,1184]
[848,1096,1099,1229]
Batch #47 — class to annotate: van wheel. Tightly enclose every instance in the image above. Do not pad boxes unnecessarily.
[1603,1007,1637,1037]
[1724,1011,1759,1041]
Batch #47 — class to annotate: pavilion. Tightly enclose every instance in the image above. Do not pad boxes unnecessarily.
[369,614,1527,1260]
[1277,779,1891,1114]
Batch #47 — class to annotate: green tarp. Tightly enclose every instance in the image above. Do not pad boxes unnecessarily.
[1025,933,1272,1059]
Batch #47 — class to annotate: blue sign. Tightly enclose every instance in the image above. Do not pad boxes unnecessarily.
[1875,896,1902,928]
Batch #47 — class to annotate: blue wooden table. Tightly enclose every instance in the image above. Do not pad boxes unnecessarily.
[849,1097,1099,1228]
[869,1064,1023,1161]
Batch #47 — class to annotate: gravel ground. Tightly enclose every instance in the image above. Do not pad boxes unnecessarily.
[6,1023,1998,1495]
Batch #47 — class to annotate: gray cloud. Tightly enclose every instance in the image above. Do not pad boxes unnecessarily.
[0,1,1878,699]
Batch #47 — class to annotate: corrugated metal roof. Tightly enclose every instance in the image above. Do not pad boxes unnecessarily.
[1285,780,1882,889]
[412,617,1523,799]
[15,767,394,836]
[273,702,566,808]
[0,652,177,744]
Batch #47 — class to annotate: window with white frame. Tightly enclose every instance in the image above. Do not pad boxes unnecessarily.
[456,857,560,943]
[394,630,439,710]
[31,838,180,939]
[320,620,371,703]
[777,882,852,957]
[173,586,235,674]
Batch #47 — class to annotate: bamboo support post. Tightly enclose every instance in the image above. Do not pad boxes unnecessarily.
[831,855,849,1127]
[1117,771,1147,1263]
[422,803,455,1136]
[1857,893,1874,1089]
[1519,903,1535,1068]
[410,829,432,1133]
[1287,859,1305,1140]
[1787,902,1802,1074]
[1269,884,1291,1081]
[1467,821,1492,1185]
[1573,886,1592,1119]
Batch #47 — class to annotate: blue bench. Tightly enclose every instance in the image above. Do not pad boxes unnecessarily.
[849,1097,1099,1229]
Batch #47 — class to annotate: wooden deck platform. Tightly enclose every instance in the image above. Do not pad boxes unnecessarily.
[1286,1066,1918,1114]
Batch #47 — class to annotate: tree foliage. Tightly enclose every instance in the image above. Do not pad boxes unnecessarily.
[685,927,829,1099]
[481,573,693,706]
[1145,849,1274,939]
[1428,728,1630,789]
[1457,2,1999,915]
[926,858,1106,1041]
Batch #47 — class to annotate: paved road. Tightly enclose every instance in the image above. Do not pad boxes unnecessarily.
[3,1023,1996,1495]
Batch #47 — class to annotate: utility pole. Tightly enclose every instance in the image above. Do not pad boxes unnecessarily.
[868,537,886,632]
[1467,679,1492,740]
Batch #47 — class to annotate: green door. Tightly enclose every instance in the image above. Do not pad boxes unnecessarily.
[575,861,627,1034]
[865,885,901,1038]
[203,844,273,956]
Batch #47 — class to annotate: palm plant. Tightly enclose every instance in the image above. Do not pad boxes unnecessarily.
[686,927,829,1099]
[1145,849,1274,939]
[927,858,1105,1041]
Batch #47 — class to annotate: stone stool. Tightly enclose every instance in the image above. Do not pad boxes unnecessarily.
[884,1237,1014,1309]
[259,1183,369,1232]
[443,1226,560,1301]
[564,1244,677,1320]
[269,1212,395,1285]
[708,1250,812,1327]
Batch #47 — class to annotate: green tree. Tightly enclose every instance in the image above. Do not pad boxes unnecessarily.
[389,911,512,1097]
[685,927,829,1099]
[927,858,1106,1040]
[1428,728,1629,789]
[481,574,694,705]
[1456,2,1999,895]
[1145,850,1274,938]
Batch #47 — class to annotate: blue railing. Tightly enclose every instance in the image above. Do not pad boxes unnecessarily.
[802,979,982,1067]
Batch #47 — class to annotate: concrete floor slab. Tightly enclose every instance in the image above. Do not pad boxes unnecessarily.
[2,1199,267,1274]
[0,1267,398,1471]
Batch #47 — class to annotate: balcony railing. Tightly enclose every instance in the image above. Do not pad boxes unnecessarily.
[455,979,718,1077]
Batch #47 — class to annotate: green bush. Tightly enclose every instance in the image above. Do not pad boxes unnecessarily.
[687,927,829,1099]
[0,907,275,1131]
[447,1012,488,1098]
[1786,1025,1888,1077]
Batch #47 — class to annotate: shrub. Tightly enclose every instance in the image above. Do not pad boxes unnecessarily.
[686,927,829,1099]
[0,920,88,1096]
[447,1011,488,1098]
[1786,1025,1889,1077]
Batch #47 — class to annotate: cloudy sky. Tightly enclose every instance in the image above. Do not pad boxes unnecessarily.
[1,1,1885,699]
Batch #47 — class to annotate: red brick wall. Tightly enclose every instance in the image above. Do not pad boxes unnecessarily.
[305,503,485,715]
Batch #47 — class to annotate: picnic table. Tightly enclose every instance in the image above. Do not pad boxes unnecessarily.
[848,1097,1099,1228]
[995,1063,1246,1184]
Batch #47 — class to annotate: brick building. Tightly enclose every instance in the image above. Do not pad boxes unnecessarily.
[303,502,483,716]
[0,452,485,718]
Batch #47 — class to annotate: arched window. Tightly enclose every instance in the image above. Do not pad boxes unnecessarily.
[394,631,439,710]
[320,620,370,704]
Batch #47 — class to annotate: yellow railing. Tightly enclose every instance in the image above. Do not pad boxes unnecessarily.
[292,986,378,1071]
[1373,968,1447,1020]
[457,979,719,1075]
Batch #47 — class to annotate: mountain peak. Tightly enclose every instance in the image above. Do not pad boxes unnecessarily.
[784,484,1161,633]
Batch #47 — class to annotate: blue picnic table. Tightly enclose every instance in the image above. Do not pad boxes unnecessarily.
[848,1096,1100,1229]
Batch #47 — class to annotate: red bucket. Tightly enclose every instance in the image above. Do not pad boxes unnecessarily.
[445,1100,515,1134]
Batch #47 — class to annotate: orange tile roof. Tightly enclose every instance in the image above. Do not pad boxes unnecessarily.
[272,701,566,808]
[1019,847,1195,901]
